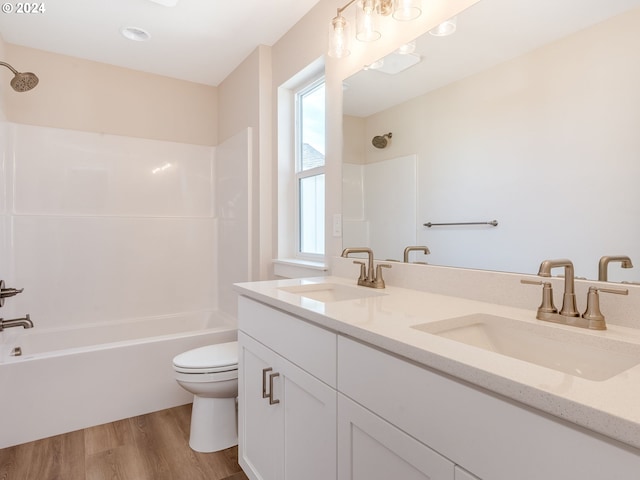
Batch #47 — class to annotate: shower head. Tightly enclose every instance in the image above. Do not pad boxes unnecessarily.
[372,132,392,149]
[0,61,39,92]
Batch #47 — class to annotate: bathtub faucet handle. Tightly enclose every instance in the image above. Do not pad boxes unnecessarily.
[0,280,24,307]
[1,287,24,298]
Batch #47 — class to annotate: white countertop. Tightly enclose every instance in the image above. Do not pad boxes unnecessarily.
[234,276,640,451]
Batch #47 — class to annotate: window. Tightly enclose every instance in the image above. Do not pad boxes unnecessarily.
[295,78,325,257]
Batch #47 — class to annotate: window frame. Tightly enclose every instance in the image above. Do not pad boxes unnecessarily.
[294,76,326,260]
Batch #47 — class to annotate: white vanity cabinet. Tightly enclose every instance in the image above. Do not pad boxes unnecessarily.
[338,336,640,480]
[238,297,337,480]
[337,393,455,480]
[238,295,640,480]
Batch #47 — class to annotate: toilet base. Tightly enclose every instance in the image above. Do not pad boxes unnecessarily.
[189,396,238,453]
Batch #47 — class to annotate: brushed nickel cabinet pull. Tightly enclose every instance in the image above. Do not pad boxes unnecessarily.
[262,367,272,399]
[268,372,280,405]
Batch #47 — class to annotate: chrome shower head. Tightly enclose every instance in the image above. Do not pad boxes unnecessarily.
[372,132,392,149]
[0,61,39,92]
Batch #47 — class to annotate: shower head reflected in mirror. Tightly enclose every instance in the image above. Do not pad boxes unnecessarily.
[0,61,39,92]
[372,132,392,149]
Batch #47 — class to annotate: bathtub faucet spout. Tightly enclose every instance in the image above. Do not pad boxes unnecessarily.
[0,314,33,331]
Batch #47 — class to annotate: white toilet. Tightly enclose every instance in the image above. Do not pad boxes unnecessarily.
[172,341,239,453]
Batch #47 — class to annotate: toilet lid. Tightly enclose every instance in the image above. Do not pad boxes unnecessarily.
[173,341,238,372]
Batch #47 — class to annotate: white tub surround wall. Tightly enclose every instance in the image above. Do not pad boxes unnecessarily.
[342,155,417,261]
[0,122,8,296]
[235,276,640,477]
[0,122,252,447]
[0,123,217,328]
[217,128,252,317]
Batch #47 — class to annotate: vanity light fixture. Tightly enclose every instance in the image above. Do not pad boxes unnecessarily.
[393,0,421,21]
[429,16,457,36]
[356,0,382,42]
[328,0,422,58]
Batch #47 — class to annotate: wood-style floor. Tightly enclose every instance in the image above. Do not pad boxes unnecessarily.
[0,404,249,480]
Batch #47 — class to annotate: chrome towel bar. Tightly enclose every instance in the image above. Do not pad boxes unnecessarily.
[423,220,498,228]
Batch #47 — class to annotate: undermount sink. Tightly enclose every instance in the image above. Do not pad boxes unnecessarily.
[412,313,640,381]
[279,283,386,303]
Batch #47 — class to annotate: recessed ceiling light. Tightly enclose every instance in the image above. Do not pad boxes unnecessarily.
[120,26,151,42]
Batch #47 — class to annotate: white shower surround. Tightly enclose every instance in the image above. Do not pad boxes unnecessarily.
[0,122,220,327]
[0,123,252,447]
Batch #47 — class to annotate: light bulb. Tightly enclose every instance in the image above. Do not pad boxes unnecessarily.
[393,0,421,21]
[356,0,381,42]
[328,14,351,58]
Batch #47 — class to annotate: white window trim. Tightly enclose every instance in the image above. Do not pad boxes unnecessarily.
[294,77,326,261]
[276,58,326,270]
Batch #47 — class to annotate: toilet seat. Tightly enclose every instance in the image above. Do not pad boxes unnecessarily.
[174,369,238,383]
[173,341,238,374]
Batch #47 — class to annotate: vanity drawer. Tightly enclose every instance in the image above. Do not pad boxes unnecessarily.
[238,296,336,387]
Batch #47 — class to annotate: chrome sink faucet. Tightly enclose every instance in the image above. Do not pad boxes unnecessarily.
[341,247,391,289]
[403,246,430,263]
[598,255,633,282]
[522,259,628,330]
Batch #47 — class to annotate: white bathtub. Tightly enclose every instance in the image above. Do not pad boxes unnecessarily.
[0,310,237,449]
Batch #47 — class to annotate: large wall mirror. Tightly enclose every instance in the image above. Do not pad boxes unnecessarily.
[342,0,640,283]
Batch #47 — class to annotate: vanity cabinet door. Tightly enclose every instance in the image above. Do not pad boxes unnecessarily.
[239,331,336,480]
[239,332,283,480]
[337,393,454,480]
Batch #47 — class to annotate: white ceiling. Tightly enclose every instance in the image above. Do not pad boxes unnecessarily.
[344,0,640,117]
[0,0,323,86]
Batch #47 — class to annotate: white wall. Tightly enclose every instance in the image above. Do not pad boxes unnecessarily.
[218,46,271,280]
[2,43,217,146]
[347,8,640,281]
[0,123,217,331]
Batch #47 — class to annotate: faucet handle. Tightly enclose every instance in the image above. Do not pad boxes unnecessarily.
[352,261,367,282]
[521,279,558,316]
[0,280,24,307]
[582,286,628,330]
[372,263,392,289]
